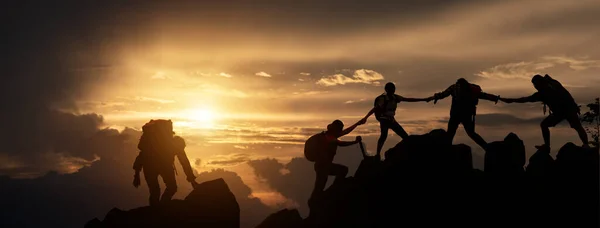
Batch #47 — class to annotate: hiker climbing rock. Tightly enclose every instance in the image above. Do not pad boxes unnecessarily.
[363,82,433,159]
[429,78,500,150]
[500,74,589,150]
[133,119,197,206]
[304,119,365,211]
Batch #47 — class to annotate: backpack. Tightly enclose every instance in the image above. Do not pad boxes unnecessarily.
[138,119,176,163]
[455,83,482,106]
[304,131,327,162]
[540,74,579,115]
[373,94,396,121]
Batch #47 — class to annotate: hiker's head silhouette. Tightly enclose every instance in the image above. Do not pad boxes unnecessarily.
[384,82,395,94]
[327,120,344,136]
[531,74,545,90]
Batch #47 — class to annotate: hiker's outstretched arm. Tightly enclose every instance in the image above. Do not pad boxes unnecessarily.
[365,107,376,119]
[398,96,429,102]
[433,85,454,101]
[337,140,359,147]
[479,92,500,103]
[339,120,363,137]
[501,93,541,103]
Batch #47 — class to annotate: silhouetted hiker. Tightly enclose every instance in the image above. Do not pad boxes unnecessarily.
[430,78,499,150]
[133,119,197,206]
[363,82,432,159]
[304,119,365,209]
[499,74,589,150]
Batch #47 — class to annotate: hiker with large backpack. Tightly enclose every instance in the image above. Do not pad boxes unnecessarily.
[430,78,500,150]
[304,119,365,210]
[363,82,433,159]
[499,74,589,150]
[132,119,197,206]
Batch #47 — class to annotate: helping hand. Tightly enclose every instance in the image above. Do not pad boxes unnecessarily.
[499,97,513,103]
[358,118,367,125]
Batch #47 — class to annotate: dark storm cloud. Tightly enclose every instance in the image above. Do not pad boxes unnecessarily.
[1,1,158,174]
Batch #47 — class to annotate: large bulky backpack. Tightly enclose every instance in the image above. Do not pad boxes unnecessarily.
[373,94,397,121]
[138,119,176,163]
[304,131,327,162]
[540,74,578,115]
[455,83,482,106]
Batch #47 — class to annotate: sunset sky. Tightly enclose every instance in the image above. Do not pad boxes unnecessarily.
[2,1,600,227]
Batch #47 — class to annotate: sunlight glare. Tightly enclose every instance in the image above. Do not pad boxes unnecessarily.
[183,108,216,129]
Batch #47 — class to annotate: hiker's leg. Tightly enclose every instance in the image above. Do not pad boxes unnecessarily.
[540,115,562,147]
[446,116,460,145]
[310,163,329,200]
[159,168,177,203]
[143,168,160,206]
[463,115,488,150]
[389,120,409,139]
[566,113,589,146]
[329,163,349,185]
[376,121,390,157]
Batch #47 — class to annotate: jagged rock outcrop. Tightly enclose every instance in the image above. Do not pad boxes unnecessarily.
[257,129,599,228]
[255,209,303,228]
[85,178,239,228]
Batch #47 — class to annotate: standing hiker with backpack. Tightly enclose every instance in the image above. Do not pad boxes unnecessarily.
[363,82,433,159]
[499,74,589,150]
[429,78,500,150]
[133,119,197,206]
[304,119,365,210]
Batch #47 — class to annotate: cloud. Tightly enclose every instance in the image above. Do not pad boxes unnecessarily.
[344,98,366,104]
[219,72,233,78]
[133,96,175,104]
[247,146,365,216]
[206,153,252,167]
[316,69,384,86]
[476,56,600,80]
[475,61,553,80]
[300,72,311,76]
[540,56,600,71]
[255,71,272,77]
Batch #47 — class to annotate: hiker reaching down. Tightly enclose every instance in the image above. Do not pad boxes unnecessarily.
[363,82,433,159]
[499,74,589,150]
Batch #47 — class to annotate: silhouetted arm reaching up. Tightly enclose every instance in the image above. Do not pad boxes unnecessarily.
[479,92,500,104]
[432,85,454,103]
[339,119,366,137]
[336,136,361,147]
[500,92,542,103]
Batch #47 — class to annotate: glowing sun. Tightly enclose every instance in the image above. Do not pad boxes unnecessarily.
[182,108,216,128]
